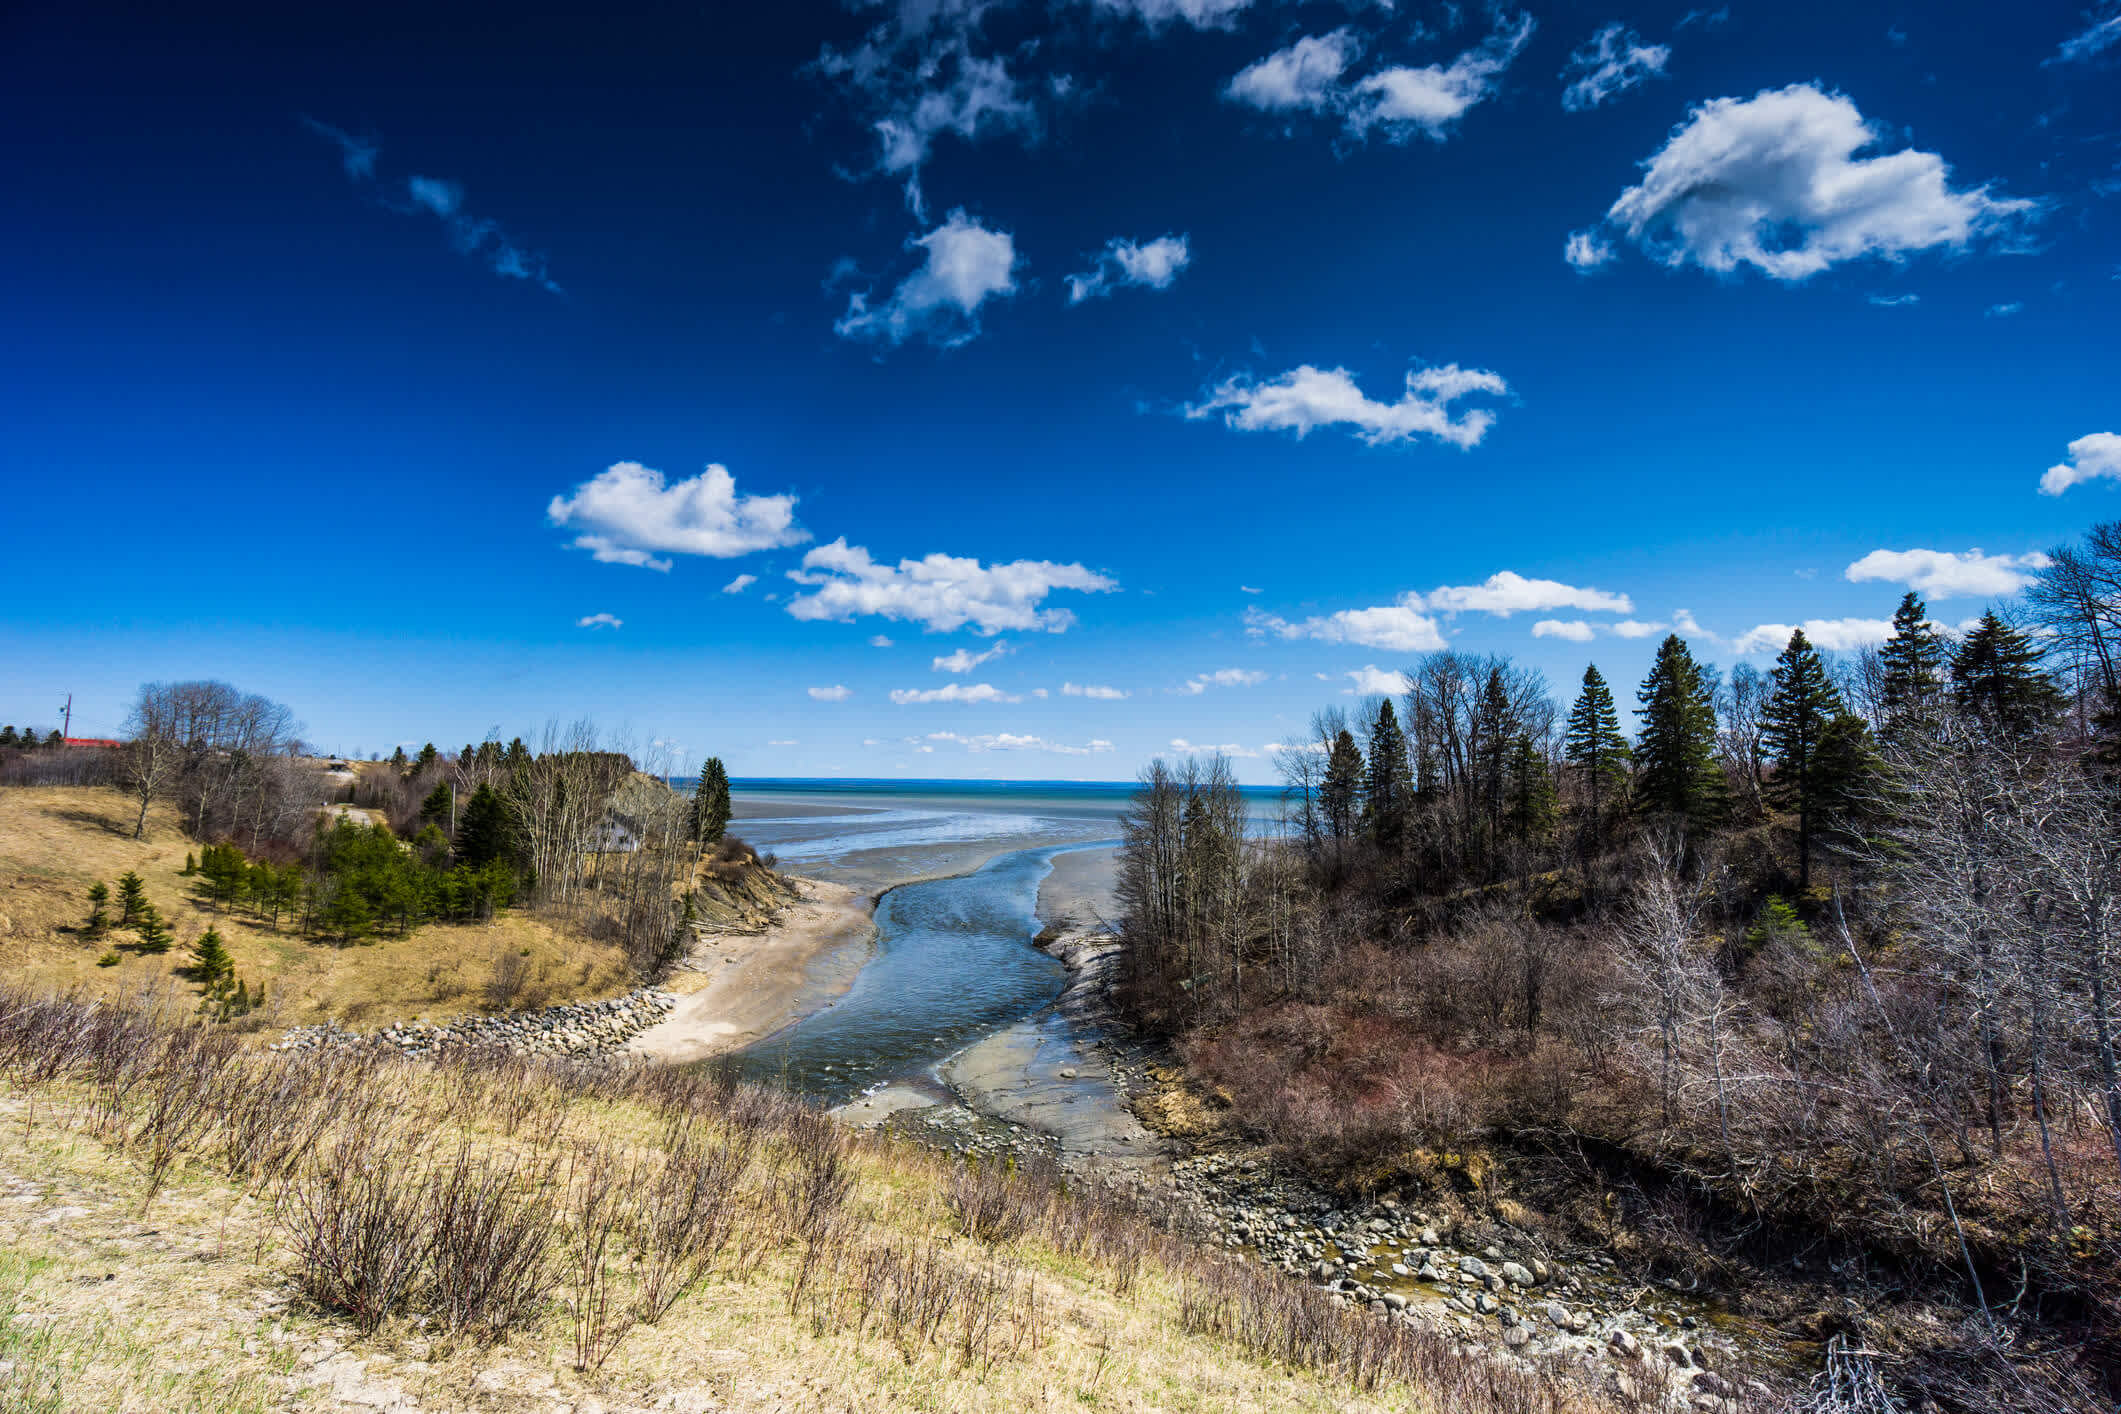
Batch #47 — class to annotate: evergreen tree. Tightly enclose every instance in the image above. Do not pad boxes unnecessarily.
[1761,629,1847,890]
[1878,592,1948,747]
[1563,665,1632,826]
[189,927,234,987]
[414,742,438,775]
[181,851,196,876]
[1361,699,1415,849]
[1319,729,1365,840]
[135,905,174,954]
[43,730,60,747]
[1635,635,1728,826]
[115,871,147,927]
[84,882,110,937]
[1951,611,2060,737]
[419,781,454,829]
[0,726,15,748]
[1811,712,1882,856]
[1503,736,1558,845]
[390,745,408,768]
[454,783,517,868]
[504,737,531,772]
[693,758,732,847]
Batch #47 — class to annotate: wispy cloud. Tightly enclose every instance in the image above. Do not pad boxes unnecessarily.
[1247,601,1447,653]
[1560,23,1669,112]
[1226,14,1534,144]
[1174,668,1268,694]
[926,730,1114,755]
[576,612,623,630]
[1733,618,1896,654]
[1867,292,1921,307]
[1062,682,1130,699]
[933,642,1010,673]
[1066,235,1191,304]
[890,682,1024,704]
[1169,738,1260,758]
[808,684,853,701]
[2049,8,2121,63]
[301,118,377,180]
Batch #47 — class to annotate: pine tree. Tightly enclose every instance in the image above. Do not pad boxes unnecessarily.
[1361,700,1415,849]
[693,758,732,847]
[189,927,234,987]
[43,731,59,748]
[1563,664,1632,827]
[0,727,15,748]
[454,783,517,868]
[84,882,110,937]
[115,871,147,927]
[1951,611,2060,737]
[390,745,408,768]
[414,743,438,775]
[419,781,454,829]
[1503,736,1558,845]
[1811,712,1882,856]
[1761,629,1847,890]
[1320,729,1365,840]
[1635,635,1727,826]
[135,905,174,954]
[181,851,197,876]
[1878,592,1947,747]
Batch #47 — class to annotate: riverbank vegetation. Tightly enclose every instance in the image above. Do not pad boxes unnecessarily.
[1115,522,2121,1411]
[0,984,1644,1414]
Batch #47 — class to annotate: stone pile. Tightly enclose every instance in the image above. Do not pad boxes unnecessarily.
[270,987,678,1060]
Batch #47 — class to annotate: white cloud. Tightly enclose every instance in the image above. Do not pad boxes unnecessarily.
[1187,363,1508,449]
[1248,601,1447,653]
[1868,292,1920,307]
[576,612,623,630]
[1065,235,1191,303]
[721,573,757,594]
[1987,301,2023,318]
[1169,738,1260,758]
[767,739,799,747]
[1602,83,2033,281]
[2039,433,2121,496]
[1565,229,1615,271]
[2052,11,2121,62]
[1239,585,1263,595]
[1560,23,1669,112]
[927,730,1114,755]
[814,9,1039,183]
[1611,619,1667,638]
[1532,619,1595,642]
[933,641,1010,673]
[1175,668,1268,694]
[1094,0,1254,30]
[1342,665,1413,696]
[1345,14,1536,143]
[1733,618,1896,655]
[1225,29,1361,112]
[1062,682,1130,699]
[548,462,807,570]
[1676,6,1728,29]
[786,539,1116,634]
[1845,547,2052,598]
[1425,570,1632,617]
[868,634,895,647]
[890,682,1024,705]
[808,684,854,701]
[1672,608,1716,642]
[836,209,1020,349]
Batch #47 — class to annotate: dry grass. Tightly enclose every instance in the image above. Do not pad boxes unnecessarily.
[0,987,1656,1414]
[0,786,632,1027]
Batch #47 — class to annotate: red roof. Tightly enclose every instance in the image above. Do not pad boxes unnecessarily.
[63,738,123,749]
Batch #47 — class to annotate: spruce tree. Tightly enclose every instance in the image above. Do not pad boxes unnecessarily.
[84,882,110,937]
[1951,611,2060,737]
[1878,592,1947,747]
[1811,712,1882,856]
[1503,736,1558,845]
[116,871,147,927]
[1761,629,1847,890]
[1361,700,1414,849]
[0,727,15,748]
[135,905,174,954]
[1320,729,1365,840]
[1635,635,1727,826]
[414,742,438,775]
[43,730,59,747]
[1563,664,1632,827]
[454,784,516,868]
[189,927,234,987]
[419,781,454,829]
[390,745,408,768]
[693,758,732,847]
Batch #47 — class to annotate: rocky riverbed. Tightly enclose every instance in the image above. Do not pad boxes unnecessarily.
[270,987,678,1059]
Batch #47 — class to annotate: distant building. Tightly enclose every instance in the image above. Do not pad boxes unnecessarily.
[63,737,123,749]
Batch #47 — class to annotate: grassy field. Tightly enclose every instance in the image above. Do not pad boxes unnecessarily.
[0,988,1640,1414]
[0,786,633,1028]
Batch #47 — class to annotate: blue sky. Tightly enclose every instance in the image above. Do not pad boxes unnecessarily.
[2,0,2117,780]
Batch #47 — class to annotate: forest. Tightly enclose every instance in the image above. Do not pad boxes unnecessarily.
[1114,520,2121,1412]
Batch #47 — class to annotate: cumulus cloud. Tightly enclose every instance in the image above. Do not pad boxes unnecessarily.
[1175,668,1268,695]
[1225,29,1362,112]
[891,682,1024,705]
[808,684,854,701]
[1532,619,1595,642]
[1065,235,1191,303]
[1611,619,1667,638]
[1187,363,1508,449]
[2051,10,2121,62]
[576,613,623,630]
[1845,547,2052,598]
[1565,229,1615,271]
[2039,433,2121,496]
[836,210,1021,349]
[1560,23,1669,111]
[1094,0,1254,29]
[1425,571,1632,617]
[1226,15,1532,143]
[786,538,1117,634]
[1062,682,1130,699]
[1169,738,1260,758]
[1600,84,2033,281]
[927,730,1114,755]
[934,642,1009,673]
[1247,602,1447,653]
[1733,618,1896,654]
[1343,665,1413,696]
[722,574,758,594]
[548,462,808,570]
[869,634,895,647]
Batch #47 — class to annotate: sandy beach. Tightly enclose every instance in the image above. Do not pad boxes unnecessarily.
[627,877,876,1064]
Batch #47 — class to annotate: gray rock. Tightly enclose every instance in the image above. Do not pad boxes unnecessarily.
[1457,1256,1490,1280]
[1500,1262,1535,1288]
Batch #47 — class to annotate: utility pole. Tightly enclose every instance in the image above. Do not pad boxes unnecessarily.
[60,694,71,742]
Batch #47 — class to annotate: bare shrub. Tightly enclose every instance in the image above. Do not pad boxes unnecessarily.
[425,1146,559,1341]
[286,1134,433,1335]
[484,950,532,1012]
[561,1142,637,1372]
[632,1117,755,1323]
[943,1157,1039,1246]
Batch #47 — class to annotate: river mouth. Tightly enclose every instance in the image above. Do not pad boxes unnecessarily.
[720,842,1115,1111]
